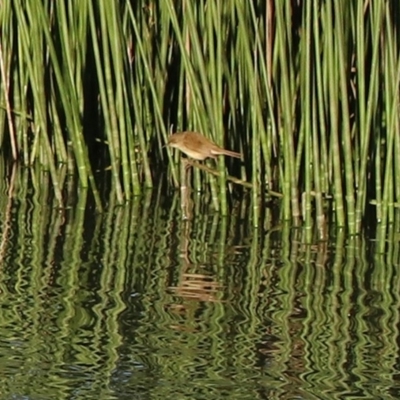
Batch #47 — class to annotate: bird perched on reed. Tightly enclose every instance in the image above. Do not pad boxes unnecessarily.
[167,131,241,160]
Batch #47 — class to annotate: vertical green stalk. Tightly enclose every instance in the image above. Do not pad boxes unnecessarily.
[207,0,228,214]
[302,0,312,240]
[234,0,267,221]
[249,1,276,187]
[326,1,345,227]
[374,131,382,223]
[105,1,133,199]
[275,1,299,223]
[312,93,325,238]
[313,2,329,196]
[15,35,30,164]
[334,0,355,234]
[92,1,124,202]
[355,2,383,231]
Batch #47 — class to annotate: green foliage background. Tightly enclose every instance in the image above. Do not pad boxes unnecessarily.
[0,1,399,233]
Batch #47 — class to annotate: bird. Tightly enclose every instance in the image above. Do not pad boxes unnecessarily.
[167,131,241,160]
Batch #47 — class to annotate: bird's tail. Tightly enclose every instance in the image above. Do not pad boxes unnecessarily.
[218,149,242,159]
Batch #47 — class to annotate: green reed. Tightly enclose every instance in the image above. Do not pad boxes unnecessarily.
[0,1,400,233]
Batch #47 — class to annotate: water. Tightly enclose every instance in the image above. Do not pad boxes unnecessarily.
[1,174,400,399]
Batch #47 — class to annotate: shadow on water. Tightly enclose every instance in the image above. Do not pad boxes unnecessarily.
[1,163,400,400]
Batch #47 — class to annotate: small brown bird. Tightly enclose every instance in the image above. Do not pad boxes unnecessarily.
[167,131,241,160]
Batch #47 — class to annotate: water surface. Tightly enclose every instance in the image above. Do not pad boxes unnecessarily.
[0,173,399,399]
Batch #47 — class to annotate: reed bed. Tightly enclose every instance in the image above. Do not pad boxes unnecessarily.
[0,1,399,233]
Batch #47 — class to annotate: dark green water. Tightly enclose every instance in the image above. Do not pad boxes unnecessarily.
[1,173,400,400]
